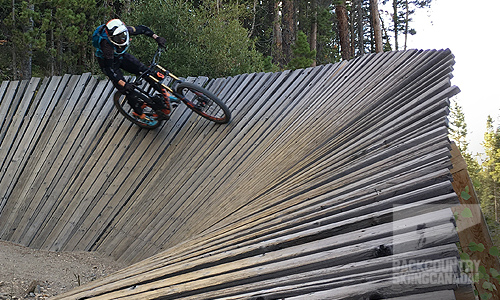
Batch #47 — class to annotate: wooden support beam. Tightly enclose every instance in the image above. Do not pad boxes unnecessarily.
[450,142,500,300]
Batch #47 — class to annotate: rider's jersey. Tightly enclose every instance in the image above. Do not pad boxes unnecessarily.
[92,25,155,59]
[92,24,156,85]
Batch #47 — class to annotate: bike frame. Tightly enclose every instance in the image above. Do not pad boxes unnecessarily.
[132,48,183,102]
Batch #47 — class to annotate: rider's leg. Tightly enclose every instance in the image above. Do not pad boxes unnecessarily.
[98,57,146,115]
[121,53,168,111]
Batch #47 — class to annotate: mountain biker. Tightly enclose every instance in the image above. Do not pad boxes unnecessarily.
[92,19,176,124]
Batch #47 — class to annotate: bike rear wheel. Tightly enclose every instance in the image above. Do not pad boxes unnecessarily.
[113,92,162,130]
[176,82,231,124]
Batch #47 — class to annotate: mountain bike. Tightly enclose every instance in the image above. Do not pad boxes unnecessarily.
[113,47,231,129]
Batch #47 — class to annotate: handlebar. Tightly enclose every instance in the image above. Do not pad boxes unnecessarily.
[152,46,164,65]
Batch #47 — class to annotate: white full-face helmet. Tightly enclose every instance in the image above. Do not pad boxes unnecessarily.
[105,19,130,47]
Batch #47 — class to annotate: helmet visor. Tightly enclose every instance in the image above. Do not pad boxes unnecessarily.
[111,31,128,46]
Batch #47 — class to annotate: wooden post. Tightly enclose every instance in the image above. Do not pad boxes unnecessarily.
[450,142,500,299]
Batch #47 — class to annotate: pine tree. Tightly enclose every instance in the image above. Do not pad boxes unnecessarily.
[286,31,316,70]
[479,116,500,222]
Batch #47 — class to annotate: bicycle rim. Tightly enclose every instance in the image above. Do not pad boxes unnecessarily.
[176,82,231,124]
[113,92,162,129]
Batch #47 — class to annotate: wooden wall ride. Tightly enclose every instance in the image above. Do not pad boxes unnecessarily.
[0,50,476,298]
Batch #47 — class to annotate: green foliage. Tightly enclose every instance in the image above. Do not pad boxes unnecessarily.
[381,0,433,50]
[286,31,316,70]
[457,187,500,299]
[0,0,436,79]
[461,186,472,201]
[0,0,108,78]
[129,0,265,78]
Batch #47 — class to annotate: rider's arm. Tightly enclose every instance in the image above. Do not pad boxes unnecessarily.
[99,40,126,86]
[128,25,165,46]
[128,25,156,38]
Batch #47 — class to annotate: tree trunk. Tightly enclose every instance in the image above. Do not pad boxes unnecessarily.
[404,0,409,50]
[370,0,383,53]
[282,0,295,65]
[336,1,351,60]
[393,0,399,50]
[356,0,364,55]
[247,0,257,38]
[11,0,17,79]
[21,2,34,79]
[270,0,284,66]
[310,0,317,67]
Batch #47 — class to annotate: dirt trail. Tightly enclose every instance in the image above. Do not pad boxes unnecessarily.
[0,240,125,299]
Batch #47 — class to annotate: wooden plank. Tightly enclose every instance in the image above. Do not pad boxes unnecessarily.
[449,142,500,299]
[0,78,40,171]
[283,274,462,300]
[19,76,110,246]
[0,80,9,104]
[58,222,458,299]
[31,78,118,249]
[91,75,251,255]
[0,75,70,238]
[55,208,457,299]
[0,77,55,210]
[169,245,459,299]
[0,81,21,138]
[9,74,92,244]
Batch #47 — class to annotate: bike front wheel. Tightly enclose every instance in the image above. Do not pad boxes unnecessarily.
[176,82,231,124]
[113,92,162,130]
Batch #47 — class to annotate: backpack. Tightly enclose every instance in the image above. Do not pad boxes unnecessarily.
[92,25,107,58]
[92,24,129,58]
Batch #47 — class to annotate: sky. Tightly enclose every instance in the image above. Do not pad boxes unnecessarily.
[382,0,500,156]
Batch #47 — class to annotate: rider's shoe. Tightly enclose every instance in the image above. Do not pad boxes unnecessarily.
[132,112,156,126]
[169,94,179,103]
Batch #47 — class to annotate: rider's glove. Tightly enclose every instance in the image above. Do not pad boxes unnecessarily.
[155,36,167,48]
[123,83,136,95]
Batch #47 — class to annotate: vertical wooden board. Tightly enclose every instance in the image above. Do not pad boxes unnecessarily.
[0,80,31,144]
[0,80,24,139]
[0,78,41,195]
[113,72,285,260]
[56,77,209,251]
[39,116,132,251]
[25,79,111,244]
[0,77,56,210]
[0,74,79,238]
[0,81,9,104]
[0,75,69,237]
[30,79,119,249]
[96,74,253,253]
[9,74,92,244]
[0,77,43,175]
[18,76,108,246]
